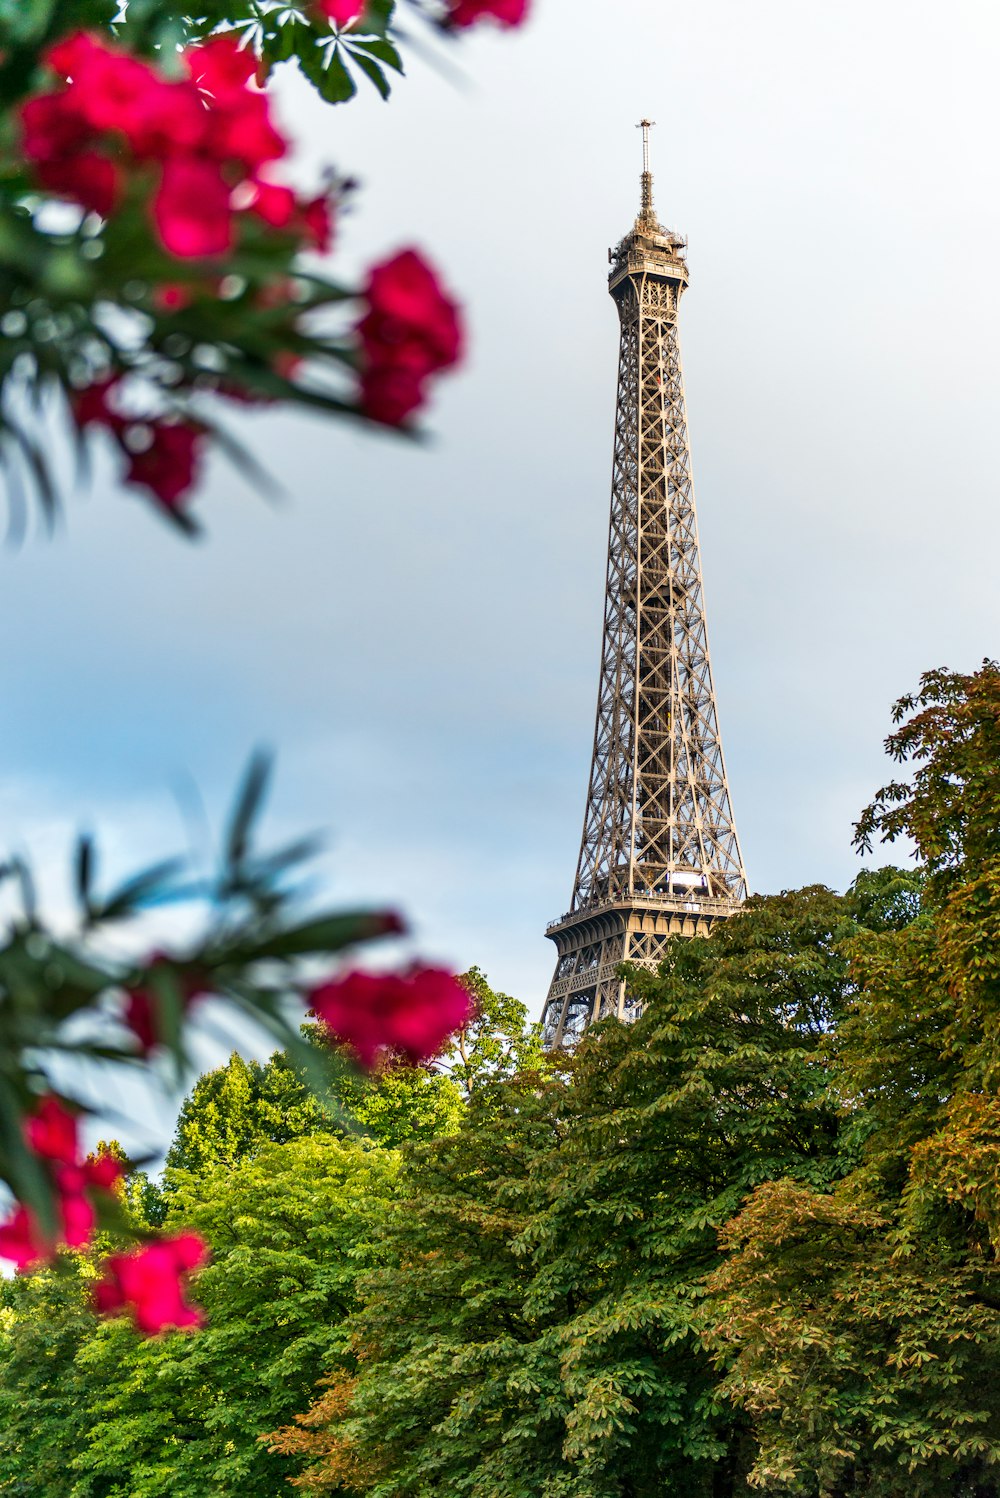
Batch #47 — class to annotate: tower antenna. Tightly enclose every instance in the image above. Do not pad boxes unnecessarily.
[637,117,655,217]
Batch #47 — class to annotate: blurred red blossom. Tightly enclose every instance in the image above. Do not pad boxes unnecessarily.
[446,0,530,27]
[357,248,462,424]
[25,1094,79,1165]
[153,283,195,313]
[20,31,326,262]
[153,156,233,258]
[249,181,334,251]
[0,1207,49,1272]
[122,959,211,1054]
[309,965,474,1068]
[93,1232,209,1335]
[0,1098,124,1271]
[123,421,205,511]
[73,378,205,511]
[314,0,366,26]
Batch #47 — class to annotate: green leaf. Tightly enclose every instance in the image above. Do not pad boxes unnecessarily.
[346,46,392,99]
[89,858,186,925]
[73,834,94,918]
[223,750,272,879]
[248,909,404,960]
[299,41,357,105]
[348,34,404,72]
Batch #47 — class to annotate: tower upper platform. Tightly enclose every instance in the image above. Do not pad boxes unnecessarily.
[608,121,688,294]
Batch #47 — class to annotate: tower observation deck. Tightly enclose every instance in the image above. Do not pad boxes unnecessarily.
[541,122,746,1048]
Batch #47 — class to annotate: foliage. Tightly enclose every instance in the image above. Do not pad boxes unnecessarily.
[164,1049,336,1178]
[142,0,406,107]
[164,1032,464,1179]
[0,1256,101,1495]
[272,883,881,1496]
[707,1180,1000,1497]
[0,965,522,1492]
[0,753,400,1249]
[0,0,524,530]
[0,1132,400,1496]
[264,1067,560,1494]
[704,663,1000,1495]
[438,964,545,1099]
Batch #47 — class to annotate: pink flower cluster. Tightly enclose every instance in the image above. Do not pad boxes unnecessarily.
[314,0,366,24]
[21,32,331,259]
[0,1096,123,1271]
[357,248,463,425]
[309,964,474,1068]
[93,1233,208,1335]
[0,1094,209,1336]
[73,378,204,511]
[447,0,530,26]
[312,0,529,29]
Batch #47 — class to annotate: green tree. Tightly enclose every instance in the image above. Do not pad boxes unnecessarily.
[165,1033,464,1184]
[0,966,524,1495]
[0,1260,99,1495]
[439,966,545,1099]
[704,664,1000,1496]
[0,1135,400,1498]
[165,1050,332,1176]
[278,884,879,1496]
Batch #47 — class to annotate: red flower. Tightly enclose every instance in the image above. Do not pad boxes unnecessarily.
[0,1102,126,1271]
[34,148,120,217]
[207,90,286,175]
[358,364,427,426]
[360,249,462,372]
[122,958,210,1053]
[190,40,287,176]
[124,420,204,510]
[123,988,159,1052]
[249,179,297,230]
[314,0,366,27]
[72,376,123,431]
[446,0,529,25]
[85,1151,126,1193]
[25,1096,79,1165]
[123,81,207,162]
[185,34,258,98]
[60,1152,126,1251]
[0,1207,46,1273]
[301,194,334,253]
[21,91,120,217]
[21,31,297,265]
[153,157,233,259]
[55,1166,96,1250]
[248,183,335,253]
[309,965,474,1069]
[20,92,82,160]
[93,1232,208,1335]
[356,248,462,425]
[71,380,205,511]
[44,32,204,161]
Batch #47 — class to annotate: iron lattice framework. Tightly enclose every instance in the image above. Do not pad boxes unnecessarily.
[541,123,746,1047]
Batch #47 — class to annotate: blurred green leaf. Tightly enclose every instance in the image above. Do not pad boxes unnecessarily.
[223,750,272,883]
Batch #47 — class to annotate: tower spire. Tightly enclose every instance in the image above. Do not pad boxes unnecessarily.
[637,117,655,222]
[541,136,746,1048]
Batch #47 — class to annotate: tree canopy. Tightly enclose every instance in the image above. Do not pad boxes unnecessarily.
[5,666,1000,1497]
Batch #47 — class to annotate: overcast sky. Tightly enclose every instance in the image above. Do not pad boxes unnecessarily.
[5,0,1000,1099]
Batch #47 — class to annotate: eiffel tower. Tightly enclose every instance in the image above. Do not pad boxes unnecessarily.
[541,122,746,1047]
